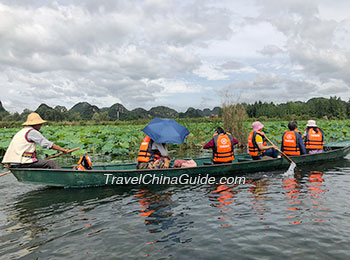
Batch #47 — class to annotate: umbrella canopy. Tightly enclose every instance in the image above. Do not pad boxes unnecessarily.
[142,118,190,144]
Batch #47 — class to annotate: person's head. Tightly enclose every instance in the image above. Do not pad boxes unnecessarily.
[215,127,225,134]
[22,112,47,130]
[307,120,317,128]
[252,121,264,132]
[288,121,298,131]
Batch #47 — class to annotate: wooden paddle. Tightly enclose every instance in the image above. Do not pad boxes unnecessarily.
[46,147,80,160]
[264,135,296,165]
[0,171,11,177]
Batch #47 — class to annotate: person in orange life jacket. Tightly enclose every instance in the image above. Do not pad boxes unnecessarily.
[281,121,306,156]
[303,120,324,154]
[137,135,169,169]
[248,121,279,160]
[203,127,238,164]
[2,112,70,169]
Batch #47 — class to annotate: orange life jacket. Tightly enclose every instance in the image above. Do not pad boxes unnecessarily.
[281,131,300,156]
[74,154,92,170]
[248,131,266,156]
[213,133,234,163]
[137,136,160,162]
[304,127,324,150]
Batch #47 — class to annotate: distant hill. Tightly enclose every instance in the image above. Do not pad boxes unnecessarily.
[69,102,100,120]
[65,102,219,120]
[131,108,151,119]
[101,103,130,120]
[35,103,64,121]
[0,100,221,121]
[1,96,349,122]
[0,101,9,120]
[179,107,203,118]
[148,106,179,118]
[179,106,221,118]
[0,101,6,113]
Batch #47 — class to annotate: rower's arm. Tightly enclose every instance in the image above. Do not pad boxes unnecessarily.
[257,143,276,151]
[51,144,70,153]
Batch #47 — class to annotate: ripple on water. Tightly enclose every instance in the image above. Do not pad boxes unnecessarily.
[1,161,350,259]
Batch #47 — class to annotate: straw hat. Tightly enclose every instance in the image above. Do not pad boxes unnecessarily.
[307,120,317,127]
[22,112,47,126]
[252,121,264,131]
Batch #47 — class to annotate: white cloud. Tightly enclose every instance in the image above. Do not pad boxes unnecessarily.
[0,0,349,113]
[258,45,284,57]
[193,63,228,80]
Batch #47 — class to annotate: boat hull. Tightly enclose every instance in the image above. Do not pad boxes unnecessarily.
[9,146,350,188]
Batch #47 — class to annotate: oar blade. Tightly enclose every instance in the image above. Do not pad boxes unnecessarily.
[283,162,296,177]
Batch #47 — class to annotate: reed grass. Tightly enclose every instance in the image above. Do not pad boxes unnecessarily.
[222,101,248,151]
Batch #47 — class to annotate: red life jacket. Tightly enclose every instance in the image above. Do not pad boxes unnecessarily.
[281,131,300,156]
[213,133,234,163]
[304,127,324,150]
[248,131,266,156]
[137,136,160,162]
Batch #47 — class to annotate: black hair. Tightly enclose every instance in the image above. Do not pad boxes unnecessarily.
[215,127,225,134]
[288,121,297,131]
[307,126,319,133]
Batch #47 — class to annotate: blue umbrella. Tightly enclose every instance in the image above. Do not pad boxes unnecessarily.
[142,118,190,144]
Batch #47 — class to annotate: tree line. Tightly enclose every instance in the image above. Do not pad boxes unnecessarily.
[245,96,350,120]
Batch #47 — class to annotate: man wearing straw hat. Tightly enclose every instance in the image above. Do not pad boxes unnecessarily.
[2,112,70,169]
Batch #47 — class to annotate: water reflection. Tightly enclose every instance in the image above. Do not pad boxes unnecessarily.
[207,177,248,228]
[209,184,236,227]
[282,170,329,225]
[2,158,350,259]
[134,187,193,247]
[135,189,173,223]
[207,177,274,228]
[2,186,149,259]
[307,171,329,222]
[247,178,270,224]
[282,175,303,224]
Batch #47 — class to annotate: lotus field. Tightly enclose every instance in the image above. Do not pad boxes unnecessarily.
[0,120,349,162]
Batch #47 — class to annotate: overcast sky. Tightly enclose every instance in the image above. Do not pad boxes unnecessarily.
[1,0,350,113]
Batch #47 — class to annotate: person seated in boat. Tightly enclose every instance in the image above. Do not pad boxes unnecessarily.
[281,121,306,156]
[137,135,170,169]
[2,112,70,169]
[203,127,238,164]
[303,120,324,154]
[248,121,279,160]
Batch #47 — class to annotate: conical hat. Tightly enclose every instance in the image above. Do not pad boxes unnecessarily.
[22,112,47,126]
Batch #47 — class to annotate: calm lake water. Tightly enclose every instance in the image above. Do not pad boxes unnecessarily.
[1,156,350,259]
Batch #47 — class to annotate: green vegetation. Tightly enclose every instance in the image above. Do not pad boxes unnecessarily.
[1,95,350,162]
[2,96,350,127]
[0,120,218,160]
[222,103,248,150]
[246,96,350,120]
[1,119,349,162]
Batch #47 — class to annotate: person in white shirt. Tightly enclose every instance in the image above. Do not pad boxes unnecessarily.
[2,112,69,169]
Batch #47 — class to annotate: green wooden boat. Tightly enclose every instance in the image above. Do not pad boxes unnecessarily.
[9,142,350,188]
